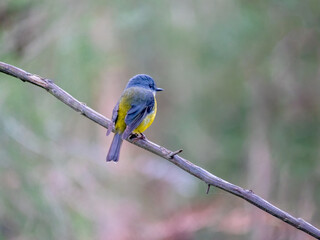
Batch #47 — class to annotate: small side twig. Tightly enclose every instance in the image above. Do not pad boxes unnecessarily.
[168,149,183,159]
[206,184,211,194]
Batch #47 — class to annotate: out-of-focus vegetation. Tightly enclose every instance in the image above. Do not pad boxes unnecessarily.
[1,0,320,239]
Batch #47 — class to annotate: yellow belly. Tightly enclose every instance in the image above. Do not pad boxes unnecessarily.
[133,100,157,134]
[115,92,157,134]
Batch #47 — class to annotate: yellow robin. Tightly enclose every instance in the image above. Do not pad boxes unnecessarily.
[106,74,163,162]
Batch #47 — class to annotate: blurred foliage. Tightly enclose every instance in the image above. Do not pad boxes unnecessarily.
[0,0,320,239]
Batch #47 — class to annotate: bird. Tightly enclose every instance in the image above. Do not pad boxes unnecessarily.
[106,74,163,162]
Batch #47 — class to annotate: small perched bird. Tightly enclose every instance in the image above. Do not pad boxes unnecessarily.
[106,74,163,162]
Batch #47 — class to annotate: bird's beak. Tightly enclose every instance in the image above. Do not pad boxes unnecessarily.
[156,87,164,92]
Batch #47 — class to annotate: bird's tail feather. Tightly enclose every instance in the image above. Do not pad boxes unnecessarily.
[106,133,123,162]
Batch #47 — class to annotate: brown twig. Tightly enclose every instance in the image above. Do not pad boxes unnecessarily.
[206,184,211,194]
[168,149,183,159]
[0,61,319,239]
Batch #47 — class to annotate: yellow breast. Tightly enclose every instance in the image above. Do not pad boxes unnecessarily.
[133,97,157,134]
[115,89,157,134]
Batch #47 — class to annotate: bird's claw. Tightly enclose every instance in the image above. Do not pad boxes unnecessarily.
[129,133,146,143]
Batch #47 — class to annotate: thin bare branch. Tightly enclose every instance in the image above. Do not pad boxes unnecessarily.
[0,61,319,239]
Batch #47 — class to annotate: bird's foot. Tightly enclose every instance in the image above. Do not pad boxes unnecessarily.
[129,133,146,143]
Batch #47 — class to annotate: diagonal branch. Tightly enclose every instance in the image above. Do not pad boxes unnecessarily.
[0,61,319,239]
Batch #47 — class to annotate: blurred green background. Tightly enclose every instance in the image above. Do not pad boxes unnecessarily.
[1,0,320,239]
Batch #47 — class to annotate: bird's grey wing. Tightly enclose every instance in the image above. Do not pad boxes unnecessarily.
[107,100,119,136]
[122,92,154,139]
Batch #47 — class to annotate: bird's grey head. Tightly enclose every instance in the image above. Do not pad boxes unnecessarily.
[126,74,163,92]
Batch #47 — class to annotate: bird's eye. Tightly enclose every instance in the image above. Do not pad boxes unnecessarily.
[149,83,153,88]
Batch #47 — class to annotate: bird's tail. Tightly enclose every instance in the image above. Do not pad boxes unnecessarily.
[106,133,123,162]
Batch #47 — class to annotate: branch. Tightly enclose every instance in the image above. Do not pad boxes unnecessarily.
[1,61,319,239]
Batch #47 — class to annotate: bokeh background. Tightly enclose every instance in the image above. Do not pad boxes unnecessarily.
[1,1,320,239]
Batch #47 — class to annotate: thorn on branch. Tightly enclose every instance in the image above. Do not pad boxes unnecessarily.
[168,149,183,159]
[206,184,211,194]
